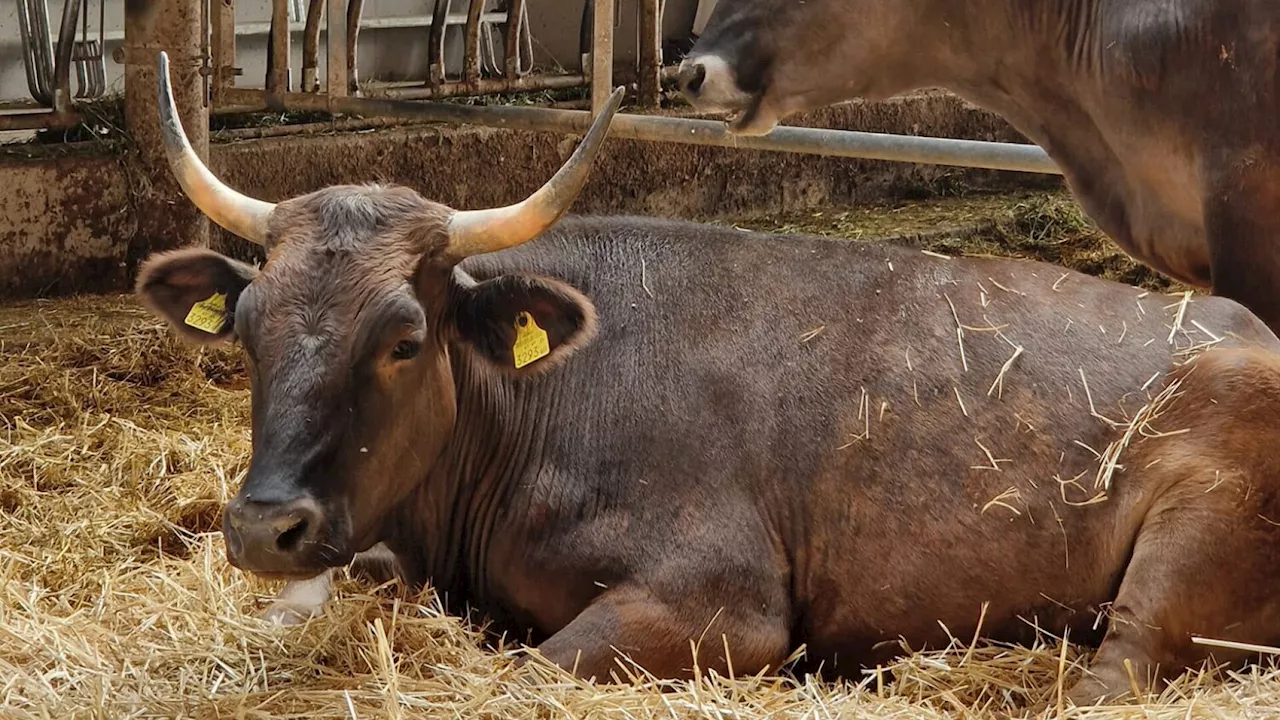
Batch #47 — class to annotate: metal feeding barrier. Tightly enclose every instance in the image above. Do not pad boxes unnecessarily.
[15,0,105,110]
[0,0,1061,177]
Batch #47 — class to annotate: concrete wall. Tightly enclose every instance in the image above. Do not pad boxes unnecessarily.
[0,0,701,106]
[0,91,1061,298]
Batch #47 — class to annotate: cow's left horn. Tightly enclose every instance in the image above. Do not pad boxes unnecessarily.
[444,87,625,259]
[156,51,275,245]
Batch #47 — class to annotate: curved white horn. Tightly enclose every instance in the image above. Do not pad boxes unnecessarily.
[157,51,275,245]
[444,87,625,259]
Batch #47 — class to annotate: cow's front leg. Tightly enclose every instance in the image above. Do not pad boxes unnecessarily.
[259,542,402,625]
[524,585,790,682]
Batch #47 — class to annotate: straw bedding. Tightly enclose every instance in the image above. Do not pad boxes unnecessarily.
[2,295,1279,719]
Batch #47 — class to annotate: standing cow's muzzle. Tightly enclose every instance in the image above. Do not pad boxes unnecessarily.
[223,493,343,579]
[677,55,752,113]
[676,54,776,136]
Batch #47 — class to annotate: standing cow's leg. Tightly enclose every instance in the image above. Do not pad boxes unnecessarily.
[1204,159,1280,333]
[525,584,791,682]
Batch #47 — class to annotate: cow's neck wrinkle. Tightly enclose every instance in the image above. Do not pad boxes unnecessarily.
[387,346,548,615]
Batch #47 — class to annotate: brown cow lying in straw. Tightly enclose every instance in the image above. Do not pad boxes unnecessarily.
[138,51,1280,706]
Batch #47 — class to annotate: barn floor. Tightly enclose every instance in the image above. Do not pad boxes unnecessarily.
[1,190,1272,719]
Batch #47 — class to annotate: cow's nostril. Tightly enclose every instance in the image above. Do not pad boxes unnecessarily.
[686,63,706,94]
[275,516,309,553]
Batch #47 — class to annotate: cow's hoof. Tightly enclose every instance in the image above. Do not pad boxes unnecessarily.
[260,602,322,626]
[1064,675,1124,707]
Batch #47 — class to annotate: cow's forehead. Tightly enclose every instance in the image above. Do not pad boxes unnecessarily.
[254,186,452,300]
[240,186,452,338]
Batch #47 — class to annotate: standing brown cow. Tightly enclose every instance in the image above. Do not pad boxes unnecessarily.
[140,51,1280,707]
[678,0,1280,333]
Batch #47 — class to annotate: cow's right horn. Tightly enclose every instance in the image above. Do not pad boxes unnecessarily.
[156,51,275,245]
[443,87,625,259]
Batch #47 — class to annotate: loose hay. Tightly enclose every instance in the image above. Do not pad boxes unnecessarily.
[3,295,1280,719]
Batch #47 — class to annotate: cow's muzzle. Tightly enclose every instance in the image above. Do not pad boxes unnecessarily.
[677,55,777,136]
[677,55,752,112]
[223,494,341,578]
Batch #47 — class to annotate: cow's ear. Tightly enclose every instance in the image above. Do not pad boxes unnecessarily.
[135,248,258,345]
[449,270,598,376]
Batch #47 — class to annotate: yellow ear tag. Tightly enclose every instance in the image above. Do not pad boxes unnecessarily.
[512,311,550,369]
[184,292,228,335]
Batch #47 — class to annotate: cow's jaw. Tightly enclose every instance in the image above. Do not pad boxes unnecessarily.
[726,91,781,136]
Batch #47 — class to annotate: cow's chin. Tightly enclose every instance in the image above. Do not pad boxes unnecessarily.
[726,93,780,136]
[225,542,356,582]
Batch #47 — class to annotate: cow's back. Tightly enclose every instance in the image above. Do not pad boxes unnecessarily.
[457,216,1278,666]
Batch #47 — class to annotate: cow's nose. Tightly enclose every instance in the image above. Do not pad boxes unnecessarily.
[677,58,708,98]
[223,495,324,571]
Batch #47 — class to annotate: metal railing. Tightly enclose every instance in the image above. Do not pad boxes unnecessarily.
[214,0,591,110]
[1,0,1062,177]
[6,0,106,130]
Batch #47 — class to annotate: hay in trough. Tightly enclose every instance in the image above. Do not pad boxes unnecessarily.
[3,294,1280,719]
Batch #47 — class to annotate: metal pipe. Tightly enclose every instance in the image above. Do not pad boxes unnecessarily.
[0,110,80,132]
[216,89,1061,175]
[52,0,83,114]
[16,0,53,105]
[637,0,661,106]
[591,0,614,115]
[327,0,349,102]
[346,0,364,92]
[74,0,87,98]
[428,0,450,85]
[463,0,485,83]
[352,73,586,100]
[267,0,292,97]
[504,0,527,78]
[302,0,324,91]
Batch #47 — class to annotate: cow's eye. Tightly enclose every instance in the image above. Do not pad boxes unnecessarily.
[391,339,421,360]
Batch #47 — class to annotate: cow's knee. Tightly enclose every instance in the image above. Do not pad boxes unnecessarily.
[530,585,790,682]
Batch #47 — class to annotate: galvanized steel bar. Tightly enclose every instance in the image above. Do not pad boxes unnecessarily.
[267,0,291,97]
[346,0,364,92]
[16,0,55,106]
[52,0,82,113]
[591,0,613,115]
[463,0,485,83]
[327,0,349,103]
[428,0,450,85]
[218,89,1061,174]
[637,0,661,106]
[503,0,526,78]
[302,0,324,91]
